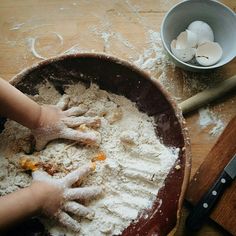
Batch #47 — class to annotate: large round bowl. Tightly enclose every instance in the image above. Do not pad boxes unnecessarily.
[3,53,191,236]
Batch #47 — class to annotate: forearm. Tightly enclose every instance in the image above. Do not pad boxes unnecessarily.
[0,78,41,129]
[0,183,42,230]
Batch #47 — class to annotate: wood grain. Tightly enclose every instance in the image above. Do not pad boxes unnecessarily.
[186,116,236,235]
[0,1,236,235]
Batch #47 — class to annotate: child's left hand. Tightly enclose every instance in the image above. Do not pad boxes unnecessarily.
[32,163,102,232]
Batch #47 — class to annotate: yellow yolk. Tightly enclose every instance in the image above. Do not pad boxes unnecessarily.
[92,152,106,162]
[20,158,38,171]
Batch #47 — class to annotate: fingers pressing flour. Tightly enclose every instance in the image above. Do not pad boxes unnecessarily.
[63,105,88,116]
[32,164,103,232]
[63,201,95,220]
[62,163,94,187]
[63,116,101,128]
[57,211,81,232]
[60,128,101,146]
[64,186,103,201]
[56,95,70,110]
[31,105,101,150]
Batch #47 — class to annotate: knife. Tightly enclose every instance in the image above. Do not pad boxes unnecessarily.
[186,153,236,231]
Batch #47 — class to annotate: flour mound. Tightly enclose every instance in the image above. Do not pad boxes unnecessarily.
[0,82,179,236]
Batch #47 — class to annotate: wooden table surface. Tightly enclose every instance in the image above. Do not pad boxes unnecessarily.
[0,1,235,235]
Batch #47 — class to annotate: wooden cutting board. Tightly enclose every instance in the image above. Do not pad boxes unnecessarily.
[186,116,236,235]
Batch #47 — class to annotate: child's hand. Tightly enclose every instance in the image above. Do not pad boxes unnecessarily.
[31,163,102,232]
[31,105,101,151]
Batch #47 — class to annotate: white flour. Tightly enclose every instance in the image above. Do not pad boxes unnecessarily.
[198,107,225,136]
[0,82,179,235]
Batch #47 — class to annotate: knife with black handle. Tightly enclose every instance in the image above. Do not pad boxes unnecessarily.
[186,154,236,231]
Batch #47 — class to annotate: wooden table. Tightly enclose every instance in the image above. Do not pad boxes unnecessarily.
[0,1,235,235]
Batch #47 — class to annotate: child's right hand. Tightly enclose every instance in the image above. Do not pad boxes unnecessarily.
[31,105,101,151]
[31,163,102,232]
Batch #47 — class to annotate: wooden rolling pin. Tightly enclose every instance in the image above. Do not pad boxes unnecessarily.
[179,75,236,115]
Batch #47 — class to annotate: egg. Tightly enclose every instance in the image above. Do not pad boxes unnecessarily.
[176,30,198,49]
[171,39,196,62]
[196,42,223,66]
[187,21,214,45]
[169,20,223,66]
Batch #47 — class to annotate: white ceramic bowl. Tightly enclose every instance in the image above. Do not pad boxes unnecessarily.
[161,0,236,72]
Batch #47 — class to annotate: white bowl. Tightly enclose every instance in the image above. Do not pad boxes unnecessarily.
[161,0,236,72]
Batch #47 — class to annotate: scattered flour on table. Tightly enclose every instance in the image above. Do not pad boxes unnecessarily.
[0,82,179,236]
[198,107,225,136]
[134,30,173,72]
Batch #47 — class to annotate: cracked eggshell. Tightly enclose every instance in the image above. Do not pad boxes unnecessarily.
[176,30,198,49]
[196,42,223,66]
[171,39,196,62]
[188,21,214,45]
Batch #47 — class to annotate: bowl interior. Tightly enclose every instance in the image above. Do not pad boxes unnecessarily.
[5,54,190,236]
[162,0,236,70]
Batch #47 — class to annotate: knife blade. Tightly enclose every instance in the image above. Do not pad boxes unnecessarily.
[186,153,236,231]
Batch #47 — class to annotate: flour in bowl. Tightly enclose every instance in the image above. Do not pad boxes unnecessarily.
[0,82,179,235]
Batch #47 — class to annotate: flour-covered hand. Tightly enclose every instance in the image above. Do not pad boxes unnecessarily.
[32,163,102,232]
[31,105,101,151]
